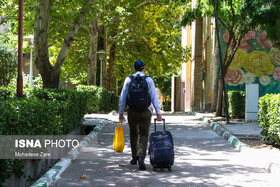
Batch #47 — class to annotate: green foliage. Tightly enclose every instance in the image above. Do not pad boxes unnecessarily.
[246,0,280,45]
[153,76,171,111]
[112,1,189,83]
[181,0,256,39]
[0,87,16,100]
[227,91,245,118]
[76,85,119,113]
[2,0,190,87]
[0,85,118,183]
[163,101,171,111]
[0,89,87,135]
[27,89,87,134]
[0,88,90,135]
[8,73,43,90]
[180,2,202,26]
[0,43,17,87]
[0,73,43,100]
[0,159,25,186]
[181,0,280,46]
[258,94,280,145]
[153,74,172,95]
[0,88,88,184]
[51,0,96,82]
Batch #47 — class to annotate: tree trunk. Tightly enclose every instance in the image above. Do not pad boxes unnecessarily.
[211,41,219,112]
[34,0,93,88]
[87,18,99,85]
[106,42,116,91]
[215,72,224,116]
[102,26,108,88]
[34,0,54,88]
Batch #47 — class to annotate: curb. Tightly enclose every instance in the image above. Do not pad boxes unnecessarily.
[191,112,197,116]
[203,117,280,174]
[209,121,247,151]
[266,162,280,175]
[31,119,107,187]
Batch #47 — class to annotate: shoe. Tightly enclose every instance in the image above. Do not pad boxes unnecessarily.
[138,156,146,170]
[130,157,138,165]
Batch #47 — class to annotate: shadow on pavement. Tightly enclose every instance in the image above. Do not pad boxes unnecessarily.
[51,120,276,187]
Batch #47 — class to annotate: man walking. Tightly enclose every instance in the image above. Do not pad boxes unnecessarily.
[119,60,162,170]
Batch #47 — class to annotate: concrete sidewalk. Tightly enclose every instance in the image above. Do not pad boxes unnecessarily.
[43,112,279,187]
[197,112,280,173]
[204,115,280,175]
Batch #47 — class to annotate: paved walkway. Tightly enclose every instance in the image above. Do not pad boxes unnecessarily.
[48,113,278,187]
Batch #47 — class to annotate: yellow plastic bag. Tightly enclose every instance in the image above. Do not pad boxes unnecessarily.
[113,120,124,153]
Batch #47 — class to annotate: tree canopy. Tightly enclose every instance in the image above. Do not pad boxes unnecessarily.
[181,0,280,46]
[110,1,188,83]
[246,0,280,45]
[0,0,190,90]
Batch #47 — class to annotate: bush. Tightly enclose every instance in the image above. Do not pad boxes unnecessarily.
[0,89,88,135]
[163,101,171,111]
[0,98,67,185]
[0,99,63,135]
[0,88,88,185]
[0,159,25,187]
[8,73,43,89]
[108,91,119,112]
[227,91,245,118]
[77,85,119,113]
[0,85,119,184]
[258,94,280,146]
[0,44,17,87]
[27,89,87,134]
[76,85,101,113]
[0,87,16,100]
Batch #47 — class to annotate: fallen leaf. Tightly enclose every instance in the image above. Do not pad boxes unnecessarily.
[79,174,87,179]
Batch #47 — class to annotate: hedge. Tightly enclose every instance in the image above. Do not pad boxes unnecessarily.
[0,86,118,185]
[76,85,119,113]
[228,91,245,119]
[1,99,63,135]
[0,86,119,114]
[0,87,120,135]
[0,93,86,185]
[258,94,280,146]
[222,91,245,119]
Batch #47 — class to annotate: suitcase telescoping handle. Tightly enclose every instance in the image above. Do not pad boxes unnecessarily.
[154,118,165,132]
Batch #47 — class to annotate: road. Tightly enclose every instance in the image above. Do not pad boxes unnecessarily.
[51,113,277,187]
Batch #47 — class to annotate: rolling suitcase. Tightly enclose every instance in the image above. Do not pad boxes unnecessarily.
[149,118,174,171]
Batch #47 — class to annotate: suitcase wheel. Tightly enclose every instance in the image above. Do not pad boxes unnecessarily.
[153,166,172,172]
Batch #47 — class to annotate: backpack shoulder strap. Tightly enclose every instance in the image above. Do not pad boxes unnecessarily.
[143,75,149,79]
[129,74,149,81]
[141,75,150,82]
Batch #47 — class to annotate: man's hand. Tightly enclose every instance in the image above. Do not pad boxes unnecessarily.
[119,113,123,121]
[156,114,162,121]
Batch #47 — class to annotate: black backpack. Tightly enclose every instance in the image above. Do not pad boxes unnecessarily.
[127,74,151,111]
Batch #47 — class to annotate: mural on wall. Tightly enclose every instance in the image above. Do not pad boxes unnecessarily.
[221,29,280,96]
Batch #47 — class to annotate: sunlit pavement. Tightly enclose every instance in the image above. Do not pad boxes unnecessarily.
[50,113,278,187]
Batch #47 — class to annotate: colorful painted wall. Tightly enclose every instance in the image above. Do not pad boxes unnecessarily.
[221,29,280,96]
